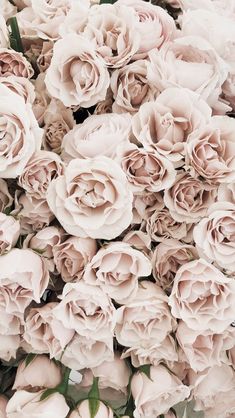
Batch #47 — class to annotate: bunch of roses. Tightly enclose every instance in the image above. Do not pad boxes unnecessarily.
[0,0,235,417]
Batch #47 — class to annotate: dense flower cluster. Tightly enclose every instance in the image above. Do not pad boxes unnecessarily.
[0,0,235,417]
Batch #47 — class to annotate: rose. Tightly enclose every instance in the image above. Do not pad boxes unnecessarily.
[133,191,164,223]
[0,213,20,255]
[169,258,235,332]
[218,182,235,205]
[84,242,151,304]
[176,321,235,372]
[0,84,42,178]
[132,88,211,166]
[37,40,54,73]
[0,48,33,78]
[13,355,62,390]
[110,60,158,114]
[45,34,110,107]
[69,400,113,418]
[185,116,235,184]
[123,230,151,256]
[152,238,198,293]
[53,236,97,282]
[0,179,13,213]
[0,76,35,104]
[58,0,90,38]
[61,113,131,163]
[47,157,133,240]
[23,302,74,358]
[1,1,17,20]
[0,395,7,418]
[0,15,9,48]
[131,365,190,418]
[0,335,20,362]
[18,150,64,199]
[6,391,69,418]
[83,3,140,68]
[115,0,176,59]
[164,172,217,223]
[119,143,176,193]
[32,74,51,126]
[147,37,228,113]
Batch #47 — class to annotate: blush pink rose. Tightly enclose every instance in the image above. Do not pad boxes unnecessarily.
[47,157,133,240]
[218,182,235,205]
[0,334,20,361]
[0,395,7,418]
[45,34,110,107]
[0,48,33,78]
[13,355,62,390]
[58,0,90,38]
[131,365,190,418]
[32,74,51,126]
[0,76,35,104]
[53,236,97,282]
[169,258,235,332]
[69,400,113,418]
[133,191,164,223]
[84,242,151,304]
[0,213,20,255]
[0,179,13,213]
[61,113,131,163]
[123,230,152,256]
[37,40,54,73]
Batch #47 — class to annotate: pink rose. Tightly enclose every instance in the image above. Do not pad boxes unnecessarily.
[58,0,90,38]
[0,335,20,362]
[69,400,113,418]
[0,84,42,178]
[131,365,190,417]
[53,236,97,282]
[32,74,51,126]
[169,258,235,332]
[0,395,7,418]
[84,242,151,304]
[123,230,151,256]
[133,191,164,223]
[0,48,33,78]
[61,113,131,162]
[218,182,235,205]
[47,157,133,240]
[13,355,62,390]
[152,238,198,293]
[0,213,20,255]
[37,40,54,73]
[0,76,35,104]
[6,391,69,418]
[0,179,13,213]
[45,34,110,107]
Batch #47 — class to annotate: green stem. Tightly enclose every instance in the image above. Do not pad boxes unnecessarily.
[58,367,71,395]
[8,17,24,53]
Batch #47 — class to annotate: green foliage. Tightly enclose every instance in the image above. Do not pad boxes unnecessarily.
[8,17,24,53]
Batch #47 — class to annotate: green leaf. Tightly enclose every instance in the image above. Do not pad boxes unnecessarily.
[3,207,12,215]
[88,377,99,400]
[138,364,152,380]
[89,398,100,418]
[40,388,57,401]
[8,17,24,53]
[24,353,36,368]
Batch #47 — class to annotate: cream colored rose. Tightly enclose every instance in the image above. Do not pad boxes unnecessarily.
[218,182,235,205]
[45,34,110,107]
[169,258,235,332]
[0,334,20,362]
[69,400,113,418]
[47,157,133,240]
[0,84,42,178]
[0,213,20,255]
[0,48,33,78]
[61,113,131,163]
[131,365,190,418]
[84,242,151,304]
[0,76,35,104]
[32,74,51,126]
[146,208,192,243]
[133,191,164,223]
[37,41,54,73]
[59,0,90,38]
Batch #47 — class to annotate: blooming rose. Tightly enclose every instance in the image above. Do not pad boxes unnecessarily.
[0,84,42,178]
[169,258,235,332]
[61,113,131,162]
[116,0,176,59]
[110,60,158,114]
[84,242,151,304]
[6,391,69,418]
[132,88,211,165]
[0,334,20,362]
[45,34,110,107]
[53,236,97,282]
[152,238,198,292]
[0,48,33,78]
[23,303,74,358]
[0,213,20,255]
[69,400,113,418]
[37,40,54,73]
[0,179,13,213]
[133,191,164,223]
[218,182,235,205]
[13,355,62,390]
[58,0,90,38]
[0,395,7,418]
[0,76,35,104]
[119,143,176,193]
[164,172,217,223]
[123,230,151,256]
[131,365,190,418]
[47,157,133,240]
[185,116,235,184]
[0,15,9,48]
[32,74,51,126]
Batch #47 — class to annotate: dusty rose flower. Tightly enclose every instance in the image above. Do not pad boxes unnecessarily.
[0,395,7,418]
[6,390,69,418]
[47,157,133,240]
[84,242,151,304]
[0,213,20,255]
[169,258,235,332]
[45,34,110,107]
[116,0,176,59]
[53,236,97,282]
[94,88,113,115]
[110,60,158,114]
[0,179,13,213]
[119,143,176,193]
[0,76,35,104]
[37,41,54,72]
[61,113,131,162]
[132,88,211,165]
[0,334,20,362]
[0,48,33,78]
[58,0,90,38]
[218,182,235,205]
[164,172,217,223]
[0,84,42,178]
[69,400,113,418]
[0,15,9,48]
[18,150,64,200]
[23,303,74,358]
[13,355,62,390]
[189,365,235,418]
[152,238,198,292]
[133,191,164,223]
[177,321,235,372]
[83,3,140,68]
[32,74,51,126]
[147,37,228,113]
[186,116,235,184]
[131,365,190,418]
[194,202,235,272]
[42,99,75,154]
[123,230,151,256]
[115,281,176,348]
